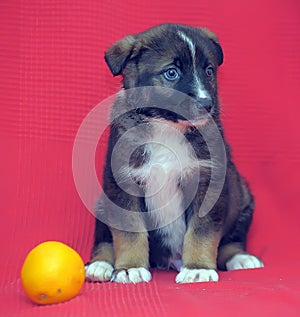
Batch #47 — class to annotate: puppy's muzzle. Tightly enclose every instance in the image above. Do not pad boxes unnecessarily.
[196,97,212,113]
[187,93,212,112]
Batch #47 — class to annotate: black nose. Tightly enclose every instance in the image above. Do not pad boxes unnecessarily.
[188,93,212,112]
[196,97,212,112]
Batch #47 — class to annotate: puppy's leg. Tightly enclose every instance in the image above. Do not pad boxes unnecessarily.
[217,189,264,271]
[218,242,263,271]
[111,229,151,284]
[176,211,222,283]
[85,219,114,282]
[104,189,151,283]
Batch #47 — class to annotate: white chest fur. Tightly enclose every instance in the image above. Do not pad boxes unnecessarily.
[130,121,202,259]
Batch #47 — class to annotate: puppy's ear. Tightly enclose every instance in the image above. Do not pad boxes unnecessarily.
[105,35,140,76]
[200,28,224,66]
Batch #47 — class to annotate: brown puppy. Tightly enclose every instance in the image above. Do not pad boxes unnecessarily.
[85,23,263,284]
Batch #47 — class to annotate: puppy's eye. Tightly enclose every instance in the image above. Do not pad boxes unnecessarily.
[206,66,214,77]
[164,68,179,81]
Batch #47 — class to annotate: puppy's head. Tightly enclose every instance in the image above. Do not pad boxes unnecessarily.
[105,23,223,124]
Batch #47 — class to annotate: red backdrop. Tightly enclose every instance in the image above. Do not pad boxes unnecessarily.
[1,0,300,316]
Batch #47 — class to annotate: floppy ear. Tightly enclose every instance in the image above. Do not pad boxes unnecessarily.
[200,28,224,66]
[104,35,139,76]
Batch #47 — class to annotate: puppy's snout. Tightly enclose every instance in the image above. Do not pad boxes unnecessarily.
[188,94,212,111]
[188,94,213,113]
[196,97,212,112]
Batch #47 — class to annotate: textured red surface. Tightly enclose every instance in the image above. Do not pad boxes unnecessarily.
[1,0,300,316]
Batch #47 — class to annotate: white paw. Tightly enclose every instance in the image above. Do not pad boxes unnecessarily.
[85,261,114,282]
[111,267,152,284]
[176,267,219,283]
[226,254,264,271]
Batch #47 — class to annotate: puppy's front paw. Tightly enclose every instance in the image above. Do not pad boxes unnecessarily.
[176,267,219,283]
[111,267,152,284]
[226,253,264,271]
[85,261,114,282]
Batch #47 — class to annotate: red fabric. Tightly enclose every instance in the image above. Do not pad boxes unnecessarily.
[1,0,300,316]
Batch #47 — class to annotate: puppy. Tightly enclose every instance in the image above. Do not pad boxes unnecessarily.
[85,23,263,284]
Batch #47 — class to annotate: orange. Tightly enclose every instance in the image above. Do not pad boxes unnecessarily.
[21,241,85,305]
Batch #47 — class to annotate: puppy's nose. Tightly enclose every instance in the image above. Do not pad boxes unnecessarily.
[187,94,213,113]
[196,97,212,112]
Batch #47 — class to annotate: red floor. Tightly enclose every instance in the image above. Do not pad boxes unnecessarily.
[1,0,300,316]
[1,268,300,317]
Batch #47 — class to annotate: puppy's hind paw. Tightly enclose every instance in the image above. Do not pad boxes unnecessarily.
[226,254,264,271]
[85,261,114,282]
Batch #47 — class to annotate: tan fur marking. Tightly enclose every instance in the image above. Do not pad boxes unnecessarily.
[182,214,221,269]
[112,230,149,269]
[182,232,220,269]
[90,242,114,265]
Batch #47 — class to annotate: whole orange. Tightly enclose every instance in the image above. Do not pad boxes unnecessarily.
[21,241,85,305]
